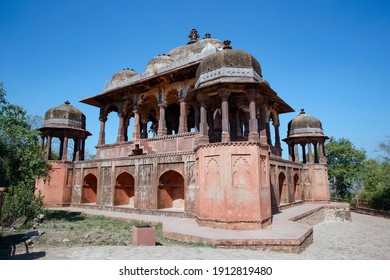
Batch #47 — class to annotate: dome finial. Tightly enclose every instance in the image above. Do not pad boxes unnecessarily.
[187,28,199,44]
[300,108,305,114]
[65,100,70,105]
[203,33,211,39]
[223,40,232,49]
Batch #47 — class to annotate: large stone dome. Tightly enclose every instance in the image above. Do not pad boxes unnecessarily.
[166,37,224,61]
[196,48,262,79]
[287,109,324,137]
[42,101,87,131]
[195,43,262,88]
[111,68,138,84]
[146,54,176,73]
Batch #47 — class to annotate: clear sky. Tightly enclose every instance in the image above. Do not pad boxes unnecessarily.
[1,0,389,159]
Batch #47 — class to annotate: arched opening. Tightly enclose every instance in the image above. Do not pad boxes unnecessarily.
[278,172,288,205]
[114,172,135,206]
[82,173,97,204]
[213,109,222,143]
[158,170,184,209]
[294,173,301,202]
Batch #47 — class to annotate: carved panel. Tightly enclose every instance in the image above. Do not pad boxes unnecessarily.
[232,155,252,189]
[205,156,222,201]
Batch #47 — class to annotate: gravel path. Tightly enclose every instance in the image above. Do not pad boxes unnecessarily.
[28,212,389,260]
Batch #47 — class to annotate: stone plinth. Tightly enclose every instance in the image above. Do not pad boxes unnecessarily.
[132,225,156,246]
[195,142,272,230]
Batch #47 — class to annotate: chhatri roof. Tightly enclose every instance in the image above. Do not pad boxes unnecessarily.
[285,109,327,139]
[40,101,90,134]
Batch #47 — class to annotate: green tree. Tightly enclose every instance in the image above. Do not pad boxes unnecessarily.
[325,137,366,199]
[358,139,390,210]
[0,82,50,225]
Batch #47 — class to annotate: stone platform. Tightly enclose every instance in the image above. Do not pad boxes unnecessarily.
[49,203,350,253]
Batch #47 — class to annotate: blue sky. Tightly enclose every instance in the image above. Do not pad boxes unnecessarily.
[1,0,389,158]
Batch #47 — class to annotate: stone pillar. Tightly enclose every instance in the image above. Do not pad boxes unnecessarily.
[308,143,313,163]
[98,118,106,145]
[259,107,267,145]
[178,100,188,134]
[194,103,200,132]
[46,135,52,160]
[294,144,300,163]
[301,144,307,164]
[73,138,80,161]
[198,96,209,144]
[157,105,167,136]
[274,124,281,148]
[59,137,64,160]
[116,113,125,143]
[314,143,319,163]
[236,111,242,138]
[61,136,68,161]
[81,138,86,160]
[40,135,45,151]
[207,110,214,142]
[247,92,259,142]
[289,144,294,161]
[266,122,272,146]
[132,109,141,141]
[141,119,148,139]
[219,90,230,143]
[319,142,327,164]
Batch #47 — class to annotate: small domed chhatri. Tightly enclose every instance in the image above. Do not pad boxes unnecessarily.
[287,109,324,137]
[43,100,86,130]
[39,101,91,161]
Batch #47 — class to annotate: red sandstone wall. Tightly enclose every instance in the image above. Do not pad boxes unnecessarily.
[35,162,72,206]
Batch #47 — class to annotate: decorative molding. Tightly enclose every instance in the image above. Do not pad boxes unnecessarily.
[43,118,83,129]
[195,67,262,88]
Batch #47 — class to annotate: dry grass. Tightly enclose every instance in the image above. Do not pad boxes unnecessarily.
[0,210,211,254]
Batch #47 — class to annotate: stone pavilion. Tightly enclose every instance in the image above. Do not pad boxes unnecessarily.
[36,29,332,234]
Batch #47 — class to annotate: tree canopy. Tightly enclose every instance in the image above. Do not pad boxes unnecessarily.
[325,137,366,199]
[0,82,51,225]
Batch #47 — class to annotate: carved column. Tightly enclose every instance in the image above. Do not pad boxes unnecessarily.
[319,142,327,164]
[266,122,272,146]
[236,111,242,138]
[117,113,125,143]
[194,103,200,132]
[45,135,52,160]
[98,118,106,145]
[219,89,230,142]
[61,136,68,161]
[178,100,188,134]
[294,144,300,163]
[259,106,267,145]
[141,112,148,139]
[274,124,281,148]
[157,104,167,136]
[247,91,259,142]
[308,143,313,163]
[39,135,45,152]
[197,95,209,144]
[301,144,307,164]
[132,108,141,141]
[314,143,319,163]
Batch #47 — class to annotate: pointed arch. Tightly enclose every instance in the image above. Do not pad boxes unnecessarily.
[82,173,97,204]
[158,170,184,209]
[278,172,288,205]
[114,172,135,206]
[294,173,302,202]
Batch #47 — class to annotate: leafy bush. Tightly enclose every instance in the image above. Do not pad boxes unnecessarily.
[1,183,44,226]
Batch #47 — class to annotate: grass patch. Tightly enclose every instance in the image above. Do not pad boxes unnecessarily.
[0,210,213,249]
